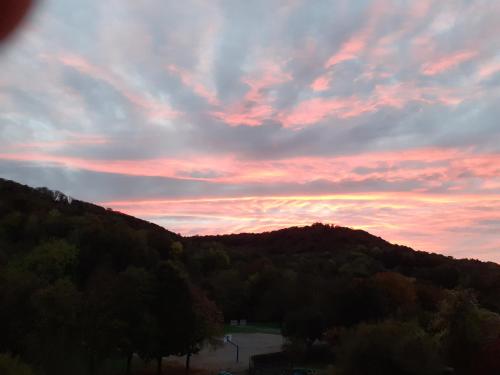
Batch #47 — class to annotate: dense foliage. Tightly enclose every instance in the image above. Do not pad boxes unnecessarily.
[2,177,500,374]
[186,219,500,374]
[0,178,222,375]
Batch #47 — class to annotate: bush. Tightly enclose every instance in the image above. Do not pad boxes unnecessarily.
[336,321,443,375]
[0,353,34,375]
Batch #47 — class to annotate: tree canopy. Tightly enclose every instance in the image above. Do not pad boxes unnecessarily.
[2,178,500,375]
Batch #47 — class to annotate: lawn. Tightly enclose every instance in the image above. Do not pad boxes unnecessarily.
[223,322,281,334]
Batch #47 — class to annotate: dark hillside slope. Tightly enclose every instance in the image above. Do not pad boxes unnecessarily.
[191,224,500,314]
[194,224,391,253]
[0,177,178,237]
[0,177,179,276]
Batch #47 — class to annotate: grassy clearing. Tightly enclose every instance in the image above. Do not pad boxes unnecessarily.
[224,322,281,334]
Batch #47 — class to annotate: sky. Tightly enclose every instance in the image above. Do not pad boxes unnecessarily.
[1,0,500,262]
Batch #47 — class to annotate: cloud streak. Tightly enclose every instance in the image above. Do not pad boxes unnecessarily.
[1,0,500,262]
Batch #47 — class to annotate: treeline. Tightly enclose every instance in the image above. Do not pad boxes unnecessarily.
[187,225,500,374]
[3,178,500,374]
[0,179,222,375]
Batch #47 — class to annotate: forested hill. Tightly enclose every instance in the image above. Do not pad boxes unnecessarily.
[0,176,181,272]
[0,177,179,241]
[191,223,500,315]
[3,177,500,374]
[197,223,500,287]
[194,223,392,253]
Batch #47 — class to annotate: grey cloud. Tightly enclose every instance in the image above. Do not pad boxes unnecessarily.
[62,66,135,127]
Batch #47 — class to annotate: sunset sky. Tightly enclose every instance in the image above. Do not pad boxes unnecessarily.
[1,0,500,262]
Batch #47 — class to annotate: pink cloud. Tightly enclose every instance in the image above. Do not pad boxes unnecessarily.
[278,96,381,127]
[0,152,244,182]
[410,0,432,19]
[281,81,467,128]
[167,64,219,105]
[421,50,477,76]
[325,35,366,68]
[2,148,498,190]
[6,134,109,151]
[477,60,500,79]
[211,104,274,127]
[324,0,395,70]
[211,61,291,127]
[310,75,330,92]
[243,62,292,102]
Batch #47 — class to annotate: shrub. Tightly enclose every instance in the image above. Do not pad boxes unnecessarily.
[0,353,34,375]
[336,321,443,375]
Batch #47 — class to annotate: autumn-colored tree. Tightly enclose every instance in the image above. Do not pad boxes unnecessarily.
[372,271,417,316]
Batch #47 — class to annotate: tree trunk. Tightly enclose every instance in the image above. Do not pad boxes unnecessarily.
[157,356,162,375]
[126,352,133,375]
[88,352,96,375]
[305,340,313,360]
[185,352,191,374]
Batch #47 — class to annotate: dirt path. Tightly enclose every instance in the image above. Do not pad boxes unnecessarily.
[166,333,284,373]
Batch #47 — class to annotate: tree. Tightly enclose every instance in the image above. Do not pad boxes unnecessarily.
[324,278,387,327]
[208,269,248,321]
[372,271,417,317]
[0,267,38,356]
[80,269,123,375]
[336,321,443,375]
[29,279,81,375]
[283,307,325,353]
[180,286,223,373]
[21,239,79,284]
[470,307,500,373]
[192,243,230,277]
[171,241,184,259]
[110,267,154,375]
[435,289,500,374]
[146,261,193,375]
